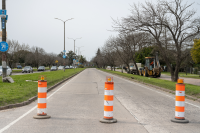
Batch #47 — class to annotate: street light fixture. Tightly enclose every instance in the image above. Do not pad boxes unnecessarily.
[76,46,84,56]
[55,18,74,72]
[67,37,82,71]
[67,37,82,54]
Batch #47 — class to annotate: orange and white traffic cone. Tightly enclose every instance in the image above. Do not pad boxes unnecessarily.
[100,76,117,123]
[171,79,189,123]
[33,76,51,119]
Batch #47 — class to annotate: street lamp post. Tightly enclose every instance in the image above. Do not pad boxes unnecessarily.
[55,18,74,72]
[68,37,82,55]
[68,37,82,71]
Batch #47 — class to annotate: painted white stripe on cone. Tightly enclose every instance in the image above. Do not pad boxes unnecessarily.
[175,101,185,107]
[104,111,113,117]
[175,111,184,117]
[38,87,47,92]
[176,91,185,96]
[37,108,47,114]
[104,90,114,95]
[104,100,113,106]
[38,98,46,103]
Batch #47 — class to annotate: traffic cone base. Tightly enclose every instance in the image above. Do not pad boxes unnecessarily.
[33,115,51,119]
[99,118,117,123]
[171,118,189,123]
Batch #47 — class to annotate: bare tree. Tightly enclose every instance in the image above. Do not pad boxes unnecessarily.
[112,0,200,81]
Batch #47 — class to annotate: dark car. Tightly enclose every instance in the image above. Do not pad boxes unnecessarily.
[17,65,22,69]
[50,66,57,71]
[22,66,33,73]
[38,66,45,71]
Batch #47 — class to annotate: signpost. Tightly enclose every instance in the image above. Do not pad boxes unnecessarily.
[63,55,66,59]
[73,59,76,71]
[1,0,8,82]
[55,60,58,66]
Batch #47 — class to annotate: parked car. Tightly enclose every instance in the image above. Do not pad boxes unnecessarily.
[69,66,73,69]
[50,66,57,71]
[0,66,12,76]
[58,66,64,70]
[22,66,33,73]
[38,66,45,71]
[65,66,69,69]
[17,65,22,69]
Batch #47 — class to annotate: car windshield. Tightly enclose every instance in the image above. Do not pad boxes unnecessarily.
[24,66,30,69]
[0,66,2,69]
[51,66,56,68]
[59,66,63,68]
[38,66,44,68]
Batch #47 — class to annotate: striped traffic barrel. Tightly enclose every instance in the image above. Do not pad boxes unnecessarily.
[33,76,50,119]
[100,76,117,123]
[37,80,47,115]
[171,79,189,123]
[104,81,114,119]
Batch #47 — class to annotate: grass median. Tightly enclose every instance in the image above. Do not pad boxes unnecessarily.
[0,68,85,106]
[99,69,200,98]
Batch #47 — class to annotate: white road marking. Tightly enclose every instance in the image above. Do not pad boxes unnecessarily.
[98,70,200,109]
[0,72,81,133]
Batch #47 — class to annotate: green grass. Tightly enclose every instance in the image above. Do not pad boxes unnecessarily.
[12,68,50,73]
[99,69,200,98]
[0,68,85,106]
[162,72,200,79]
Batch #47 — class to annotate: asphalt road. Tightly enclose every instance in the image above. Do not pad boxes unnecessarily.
[0,68,200,133]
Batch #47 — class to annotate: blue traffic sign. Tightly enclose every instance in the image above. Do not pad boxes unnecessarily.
[0,10,7,15]
[73,59,75,60]
[63,50,66,53]
[63,55,66,59]
[0,41,9,52]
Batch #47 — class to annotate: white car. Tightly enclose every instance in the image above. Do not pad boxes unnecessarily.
[58,66,64,70]
[0,66,12,76]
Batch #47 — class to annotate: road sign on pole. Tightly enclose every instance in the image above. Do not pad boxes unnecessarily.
[63,55,66,59]
[0,10,6,18]
[0,41,8,52]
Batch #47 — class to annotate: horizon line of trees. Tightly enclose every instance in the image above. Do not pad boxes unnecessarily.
[0,39,87,68]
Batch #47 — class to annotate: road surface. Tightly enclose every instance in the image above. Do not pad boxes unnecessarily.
[0,68,200,133]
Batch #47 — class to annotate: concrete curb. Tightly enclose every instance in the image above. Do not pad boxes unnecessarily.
[0,69,85,111]
[99,69,200,103]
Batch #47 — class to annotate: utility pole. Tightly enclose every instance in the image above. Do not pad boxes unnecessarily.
[2,0,7,82]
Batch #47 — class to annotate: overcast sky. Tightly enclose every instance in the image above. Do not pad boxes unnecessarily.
[2,0,200,61]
